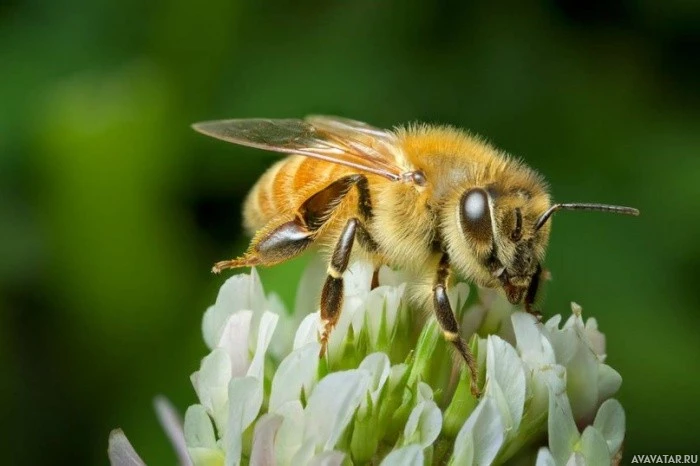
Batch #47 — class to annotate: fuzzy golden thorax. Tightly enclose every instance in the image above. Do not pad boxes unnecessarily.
[397,125,552,302]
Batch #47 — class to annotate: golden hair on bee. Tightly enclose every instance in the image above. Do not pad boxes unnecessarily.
[193,115,639,396]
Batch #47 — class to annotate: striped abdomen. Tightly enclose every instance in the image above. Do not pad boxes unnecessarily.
[242,155,359,234]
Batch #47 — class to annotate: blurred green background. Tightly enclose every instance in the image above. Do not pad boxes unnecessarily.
[1,0,699,464]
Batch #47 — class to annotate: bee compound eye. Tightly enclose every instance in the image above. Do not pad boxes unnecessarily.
[461,188,492,242]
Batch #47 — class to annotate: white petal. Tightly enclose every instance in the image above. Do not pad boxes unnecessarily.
[512,312,558,366]
[217,311,253,378]
[249,413,283,466]
[535,447,556,466]
[538,334,558,368]
[417,382,434,402]
[308,451,346,466]
[202,304,221,351]
[331,287,368,358]
[154,396,192,466]
[485,335,526,433]
[593,399,625,455]
[512,312,542,356]
[402,402,421,441]
[290,439,316,466]
[294,255,326,316]
[565,340,599,421]
[270,342,321,413]
[203,271,266,349]
[471,399,506,465]
[451,433,474,466]
[453,397,504,466]
[478,288,516,341]
[403,400,442,448]
[548,394,580,465]
[183,404,217,449]
[224,376,262,465]
[584,317,606,358]
[363,286,405,347]
[303,369,370,451]
[191,349,232,430]
[247,311,278,380]
[565,452,586,466]
[267,292,295,359]
[358,352,391,404]
[344,261,373,297]
[545,325,578,365]
[188,448,225,466]
[378,263,409,287]
[380,444,423,466]
[597,364,622,401]
[387,363,408,391]
[580,426,612,465]
[108,429,146,466]
[461,302,488,340]
[565,304,584,328]
[228,310,277,462]
[274,400,305,466]
[447,281,470,315]
[294,313,321,350]
[544,314,562,332]
[529,363,567,417]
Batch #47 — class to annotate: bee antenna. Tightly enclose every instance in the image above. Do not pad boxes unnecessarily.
[535,203,640,230]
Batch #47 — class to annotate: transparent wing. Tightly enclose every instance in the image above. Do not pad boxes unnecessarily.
[192,117,406,181]
[305,115,396,141]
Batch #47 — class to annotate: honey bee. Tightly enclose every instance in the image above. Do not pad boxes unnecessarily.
[193,116,639,396]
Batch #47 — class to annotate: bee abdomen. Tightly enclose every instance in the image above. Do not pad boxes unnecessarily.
[242,156,348,234]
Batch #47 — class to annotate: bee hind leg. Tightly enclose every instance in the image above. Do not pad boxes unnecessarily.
[433,253,481,397]
[212,218,314,273]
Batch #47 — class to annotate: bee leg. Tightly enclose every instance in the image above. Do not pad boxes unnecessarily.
[300,174,372,230]
[371,269,380,290]
[319,217,371,357]
[212,218,313,273]
[433,253,481,397]
[214,174,374,274]
[353,214,381,290]
[524,263,543,321]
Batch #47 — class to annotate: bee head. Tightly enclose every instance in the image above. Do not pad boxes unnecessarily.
[442,185,638,305]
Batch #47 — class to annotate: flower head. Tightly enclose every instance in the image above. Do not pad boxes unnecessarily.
[109,260,625,465]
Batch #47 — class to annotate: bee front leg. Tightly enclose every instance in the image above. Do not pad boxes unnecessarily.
[371,269,380,290]
[433,253,481,397]
[319,217,373,357]
[524,263,543,321]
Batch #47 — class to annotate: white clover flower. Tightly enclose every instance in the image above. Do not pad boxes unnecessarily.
[109,260,626,465]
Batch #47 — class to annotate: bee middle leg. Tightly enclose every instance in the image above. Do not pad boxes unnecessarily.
[319,217,376,357]
[433,253,481,397]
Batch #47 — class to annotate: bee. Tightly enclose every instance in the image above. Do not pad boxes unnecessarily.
[193,116,639,396]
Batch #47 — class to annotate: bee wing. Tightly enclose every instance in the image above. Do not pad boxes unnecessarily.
[192,117,407,181]
[305,114,396,141]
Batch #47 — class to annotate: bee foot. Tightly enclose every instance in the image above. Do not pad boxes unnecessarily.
[469,377,482,398]
[211,256,259,273]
